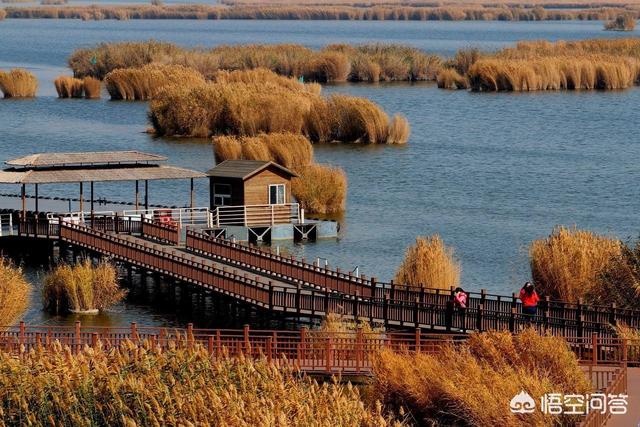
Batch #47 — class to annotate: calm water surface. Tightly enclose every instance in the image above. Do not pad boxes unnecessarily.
[0,19,638,326]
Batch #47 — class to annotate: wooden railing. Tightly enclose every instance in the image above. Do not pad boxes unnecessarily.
[0,322,464,375]
[17,217,59,238]
[54,222,639,337]
[185,229,640,336]
[186,229,373,296]
[213,203,301,226]
[0,323,632,377]
[142,218,180,245]
[579,364,627,427]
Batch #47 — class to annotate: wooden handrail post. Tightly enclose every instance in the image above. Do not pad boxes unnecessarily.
[299,327,307,369]
[353,291,360,320]
[414,297,420,329]
[268,282,273,311]
[356,326,363,374]
[509,307,516,333]
[383,294,389,322]
[609,303,617,328]
[19,321,25,346]
[208,336,214,356]
[243,324,250,355]
[576,298,584,338]
[445,300,453,332]
[623,338,628,366]
[74,320,81,353]
[187,323,194,348]
[266,337,273,365]
[592,332,598,366]
[326,336,333,374]
[543,296,550,332]
[216,330,222,357]
[91,332,98,348]
[131,322,138,343]
[476,303,483,331]
[415,328,421,353]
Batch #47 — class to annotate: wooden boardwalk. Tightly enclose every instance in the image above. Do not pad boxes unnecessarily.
[9,216,640,336]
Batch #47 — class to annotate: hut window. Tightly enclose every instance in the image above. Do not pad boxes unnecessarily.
[269,184,285,205]
[213,183,232,206]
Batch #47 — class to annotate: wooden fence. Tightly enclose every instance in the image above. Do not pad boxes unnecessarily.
[142,218,180,245]
[54,222,638,337]
[0,322,634,374]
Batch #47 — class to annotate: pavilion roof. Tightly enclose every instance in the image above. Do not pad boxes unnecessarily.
[5,151,167,168]
[0,165,206,184]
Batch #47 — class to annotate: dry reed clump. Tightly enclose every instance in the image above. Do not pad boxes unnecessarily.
[68,40,440,83]
[214,133,314,169]
[605,13,637,30]
[292,163,347,214]
[0,258,29,326]
[4,3,640,22]
[468,55,640,91]
[394,235,460,289]
[372,329,591,427]
[54,75,84,98]
[0,340,397,426]
[82,76,101,98]
[436,68,469,89]
[0,68,38,98]
[150,69,409,143]
[43,259,126,313]
[105,63,205,100]
[529,226,623,303]
[68,40,183,79]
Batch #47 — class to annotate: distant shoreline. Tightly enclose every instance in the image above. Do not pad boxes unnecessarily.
[1,3,639,21]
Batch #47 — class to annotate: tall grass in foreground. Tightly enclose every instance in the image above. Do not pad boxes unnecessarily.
[529,226,626,304]
[105,63,205,100]
[373,329,590,427]
[604,13,637,30]
[394,235,460,289]
[43,259,126,313]
[0,340,397,426]
[0,259,29,326]
[150,68,409,143]
[0,9,6,20]
[0,68,37,98]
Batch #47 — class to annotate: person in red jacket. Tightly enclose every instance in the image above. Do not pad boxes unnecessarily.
[519,282,540,319]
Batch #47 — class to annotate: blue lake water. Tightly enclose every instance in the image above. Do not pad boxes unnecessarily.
[0,19,638,325]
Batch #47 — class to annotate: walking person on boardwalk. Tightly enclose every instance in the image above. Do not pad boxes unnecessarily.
[519,282,540,322]
[453,287,468,330]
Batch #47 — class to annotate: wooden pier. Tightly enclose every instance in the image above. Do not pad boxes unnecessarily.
[3,215,640,337]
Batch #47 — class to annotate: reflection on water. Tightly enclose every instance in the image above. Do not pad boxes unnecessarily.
[1,20,639,327]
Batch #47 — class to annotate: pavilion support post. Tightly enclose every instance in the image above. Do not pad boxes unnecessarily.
[135,180,139,211]
[190,178,194,209]
[21,184,26,220]
[144,180,149,211]
[34,184,39,214]
[190,178,195,225]
[79,182,84,219]
[90,182,94,216]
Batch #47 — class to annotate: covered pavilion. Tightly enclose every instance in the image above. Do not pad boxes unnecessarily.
[0,151,207,218]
